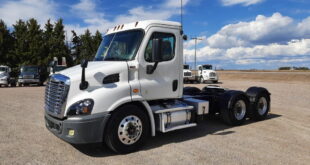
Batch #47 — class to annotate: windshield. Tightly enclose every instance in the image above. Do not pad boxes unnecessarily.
[94,30,143,61]
[54,66,67,72]
[21,66,38,73]
[183,65,189,69]
[202,65,212,70]
[0,67,6,72]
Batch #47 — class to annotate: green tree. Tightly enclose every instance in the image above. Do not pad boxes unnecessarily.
[80,29,94,61]
[93,30,102,51]
[43,19,54,65]
[49,19,72,66]
[0,20,14,66]
[12,19,28,67]
[71,30,82,65]
[25,18,45,65]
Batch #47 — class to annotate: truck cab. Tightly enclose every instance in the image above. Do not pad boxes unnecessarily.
[0,65,11,87]
[44,20,270,154]
[18,66,45,86]
[197,64,218,83]
[183,64,192,81]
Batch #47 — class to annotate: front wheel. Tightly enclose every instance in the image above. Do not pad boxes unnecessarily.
[199,77,205,84]
[104,104,149,153]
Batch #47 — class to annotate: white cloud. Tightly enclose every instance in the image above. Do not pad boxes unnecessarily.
[184,13,310,67]
[0,0,57,26]
[185,39,310,64]
[221,0,264,6]
[67,0,191,37]
[206,13,310,49]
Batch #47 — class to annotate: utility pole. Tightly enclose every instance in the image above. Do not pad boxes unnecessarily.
[191,37,203,70]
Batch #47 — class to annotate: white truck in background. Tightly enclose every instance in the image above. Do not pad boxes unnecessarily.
[44,20,271,153]
[183,64,192,80]
[0,65,16,87]
[196,64,218,83]
[184,64,218,83]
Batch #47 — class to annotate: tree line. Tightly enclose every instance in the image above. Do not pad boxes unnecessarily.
[0,18,102,69]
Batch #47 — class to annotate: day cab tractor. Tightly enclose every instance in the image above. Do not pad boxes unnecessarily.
[184,64,218,83]
[0,65,16,87]
[17,65,46,86]
[44,20,271,153]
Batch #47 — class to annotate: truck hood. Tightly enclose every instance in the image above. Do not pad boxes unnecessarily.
[58,61,129,107]
[59,61,128,82]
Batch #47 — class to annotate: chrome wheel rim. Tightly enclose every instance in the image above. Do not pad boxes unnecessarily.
[257,97,268,115]
[234,100,246,120]
[118,115,142,145]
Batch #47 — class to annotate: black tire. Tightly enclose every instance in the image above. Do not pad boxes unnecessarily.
[220,92,250,126]
[104,104,150,153]
[212,80,218,83]
[183,86,201,95]
[249,91,270,121]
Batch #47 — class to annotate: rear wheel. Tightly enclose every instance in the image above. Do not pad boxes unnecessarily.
[251,92,270,120]
[104,104,149,153]
[220,92,249,126]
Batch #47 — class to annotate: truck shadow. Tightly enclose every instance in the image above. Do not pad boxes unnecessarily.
[71,113,281,157]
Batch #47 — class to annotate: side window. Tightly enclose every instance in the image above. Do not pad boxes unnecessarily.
[145,32,175,62]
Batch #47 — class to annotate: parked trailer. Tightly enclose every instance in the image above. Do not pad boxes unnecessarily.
[44,20,271,153]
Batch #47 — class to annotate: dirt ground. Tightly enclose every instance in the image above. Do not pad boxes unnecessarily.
[0,71,309,165]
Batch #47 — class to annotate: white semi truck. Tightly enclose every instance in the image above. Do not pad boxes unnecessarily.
[44,20,271,153]
[0,65,16,87]
[184,64,218,83]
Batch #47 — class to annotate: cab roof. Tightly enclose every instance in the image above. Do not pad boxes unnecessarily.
[106,20,182,35]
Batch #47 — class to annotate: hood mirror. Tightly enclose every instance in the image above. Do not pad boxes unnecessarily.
[80,59,89,90]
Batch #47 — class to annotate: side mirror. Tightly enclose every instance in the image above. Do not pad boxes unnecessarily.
[183,35,188,41]
[81,59,88,68]
[152,38,163,62]
[8,68,11,73]
[80,59,89,90]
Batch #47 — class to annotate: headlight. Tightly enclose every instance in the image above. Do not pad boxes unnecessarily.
[67,99,94,116]
[18,75,23,79]
[35,74,40,79]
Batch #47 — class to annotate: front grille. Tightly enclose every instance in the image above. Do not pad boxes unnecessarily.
[45,74,70,118]
[184,72,192,77]
[209,72,216,77]
[23,75,34,79]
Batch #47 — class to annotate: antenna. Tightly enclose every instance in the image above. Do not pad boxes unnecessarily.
[181,0,183,29]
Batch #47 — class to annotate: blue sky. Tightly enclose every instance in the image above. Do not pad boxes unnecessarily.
[0,0,309,69]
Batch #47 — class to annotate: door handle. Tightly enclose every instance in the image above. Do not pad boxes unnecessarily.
[172,80,178,91]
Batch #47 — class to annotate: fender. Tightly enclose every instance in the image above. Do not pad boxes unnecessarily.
[106,96,156,137]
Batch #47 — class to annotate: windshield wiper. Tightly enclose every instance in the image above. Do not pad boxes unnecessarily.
[104,57,124,61]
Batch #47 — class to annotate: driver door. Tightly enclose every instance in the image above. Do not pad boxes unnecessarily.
[138,27,181,100]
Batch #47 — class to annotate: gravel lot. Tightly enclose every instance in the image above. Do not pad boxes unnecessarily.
[0,71,309,165]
